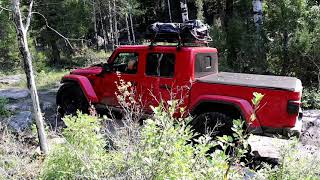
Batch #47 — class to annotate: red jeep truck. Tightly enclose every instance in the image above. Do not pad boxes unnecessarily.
[56,45,303,137]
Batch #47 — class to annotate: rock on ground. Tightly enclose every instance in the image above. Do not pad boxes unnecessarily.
[8,111,32,133]
[0,88,29,100]
[249,109,320,159]
[301,110,320,148]
[0,74,23,85]
[0,87,58,132]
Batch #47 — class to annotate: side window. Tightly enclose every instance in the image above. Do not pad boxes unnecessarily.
[112,52,138,74]
[146,53,175,77]
[195,53,218,78]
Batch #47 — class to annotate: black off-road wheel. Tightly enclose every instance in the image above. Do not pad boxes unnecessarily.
[56,83,89,118]
[191,112,234,138]
[191,111,253,160]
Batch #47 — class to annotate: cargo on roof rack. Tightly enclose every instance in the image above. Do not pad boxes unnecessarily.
[145,20,212,46]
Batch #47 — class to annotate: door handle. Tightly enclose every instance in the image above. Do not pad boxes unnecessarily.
[160,84,171,90]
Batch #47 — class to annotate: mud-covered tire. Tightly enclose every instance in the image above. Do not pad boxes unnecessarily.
[56,83,89,117]
[191,112,234,138]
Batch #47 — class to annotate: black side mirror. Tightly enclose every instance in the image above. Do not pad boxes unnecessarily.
[99,63,112,75]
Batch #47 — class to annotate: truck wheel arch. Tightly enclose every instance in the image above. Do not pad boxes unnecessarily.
[58,74,99,104]
[190,95,261,128]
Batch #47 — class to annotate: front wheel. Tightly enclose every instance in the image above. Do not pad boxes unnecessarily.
[56,83,89,117]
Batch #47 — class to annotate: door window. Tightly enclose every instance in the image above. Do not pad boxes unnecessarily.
[145,53,175,77]
[112,52,139,74]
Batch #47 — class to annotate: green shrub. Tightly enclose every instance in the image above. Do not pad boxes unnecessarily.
[256,139,320,180]
[105,103,244,179]
[41,104,249,179]
[40,112,107,179]
[0,98,10,118]
[302,88,320,109]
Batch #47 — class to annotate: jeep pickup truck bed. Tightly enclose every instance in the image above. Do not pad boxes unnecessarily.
[197,72,302,92]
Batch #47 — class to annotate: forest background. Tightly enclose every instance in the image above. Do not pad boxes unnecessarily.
[1,0,320,95]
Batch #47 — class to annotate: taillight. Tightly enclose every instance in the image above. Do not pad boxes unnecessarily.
[287,100,301,115]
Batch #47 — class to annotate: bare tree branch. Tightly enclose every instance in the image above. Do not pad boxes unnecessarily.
[31,11,74,48]
[25,0,34,31]
[31,11,91,49]
[0,6,11,12]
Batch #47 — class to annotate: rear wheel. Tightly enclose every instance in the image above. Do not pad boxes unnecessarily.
[191,111,252,158]
[191,112,234,137]
[57,83,89,117]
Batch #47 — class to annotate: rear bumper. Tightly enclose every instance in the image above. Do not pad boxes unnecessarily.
[251,112,303,138]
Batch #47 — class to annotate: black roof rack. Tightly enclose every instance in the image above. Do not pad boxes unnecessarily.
[145,20,212,48]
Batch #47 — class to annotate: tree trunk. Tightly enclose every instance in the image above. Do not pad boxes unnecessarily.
[108,0,114,50]
[224,0,233,29]
[92,0,98,50]
[281,31,289,76]
[113,0,118,46]
[50,40,60,66]
[125,12,131,44]
[129,13,136,44]
[98,1,107,52]
[252,0,263,31]
[167,0,172,22]
[224,0,237,70]
[12,0,48,155]
[216,0,225,27]
[180,0,189,22]
[195,0,204,20]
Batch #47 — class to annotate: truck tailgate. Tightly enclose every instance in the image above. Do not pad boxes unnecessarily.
[196,72,302,92]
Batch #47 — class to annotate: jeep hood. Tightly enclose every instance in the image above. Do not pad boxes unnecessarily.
[71,66,102,76]
[196,72,302,92]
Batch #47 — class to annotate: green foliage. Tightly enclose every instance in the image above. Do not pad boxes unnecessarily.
[11,69,67,90]
[302,88,320,109]
[252,92,264,106]
[264,0,320,86]
[256,139,320,180]
[1,0,320,91]
[0,0,20,74]
[0,98,10,118]
[69,49,111,67]
[41,104,248,179]
[40,113,107,179]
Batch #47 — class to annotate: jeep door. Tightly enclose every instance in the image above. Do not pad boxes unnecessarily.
[142,50,177,111]
[99,51,142,107]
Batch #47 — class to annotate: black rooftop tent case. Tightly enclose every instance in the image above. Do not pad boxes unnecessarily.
[145,20,212,45]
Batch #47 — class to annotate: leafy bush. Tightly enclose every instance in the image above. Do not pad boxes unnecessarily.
[41,102,255,179]
[302,88,320,109]
[40,113,107,179]
[105,103,247,179]
[256,139,320,180]
[0,98,10,118]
